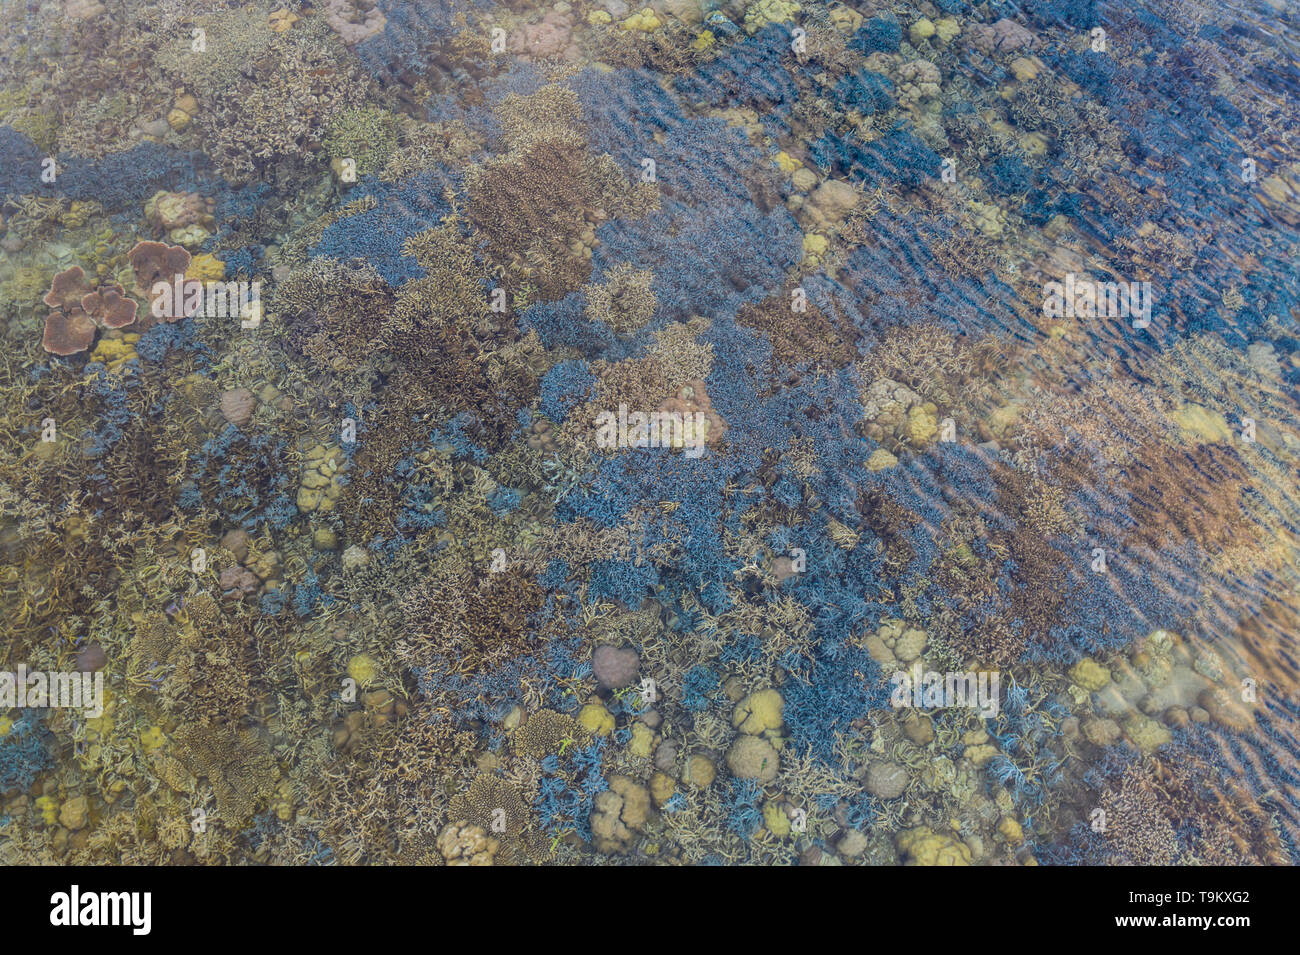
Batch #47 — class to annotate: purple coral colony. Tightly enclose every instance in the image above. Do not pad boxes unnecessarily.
[0,0,1297,871]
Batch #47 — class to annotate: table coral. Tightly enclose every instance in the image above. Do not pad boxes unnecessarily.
[40,268,139,355]
[127,241,191,297]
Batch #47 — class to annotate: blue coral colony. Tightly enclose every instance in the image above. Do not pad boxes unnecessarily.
[0,0,1296,868]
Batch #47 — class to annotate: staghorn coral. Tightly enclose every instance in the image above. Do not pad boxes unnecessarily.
[1008,74,1080,137]
[388,214,502,352]
[379,117,482,182]
[738,283,862,374]
[1120,441,1250,553]
[584,16,698,74]
[273,258,395,374]
[584,352,672,423]
[466,84,658,300]
[398,567,545,678]
[858,323,999,412]
[125,593,268,728]
[322,106,401,177]
[582,262,656,334]
[305,702,478,864]
[1085,752,1286,866]
[197,28,366,182]
[647,319,714,387]
[152,4,278,95]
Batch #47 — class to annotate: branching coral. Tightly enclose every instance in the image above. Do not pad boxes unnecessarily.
[1081,750,1286,865]
[1119,442,1250,553]
[322,106,401,177]
[582,262,656,334]
[273,258,395,374]
[398,567,545,678]
[304,702,479,863]
[197,28,367,182]
[739,282,862,375]
[466,83,658,301]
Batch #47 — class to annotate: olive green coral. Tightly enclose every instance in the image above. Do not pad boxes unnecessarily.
[322,106,401,176]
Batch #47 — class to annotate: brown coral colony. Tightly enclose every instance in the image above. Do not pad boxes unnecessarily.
[82,283,139,329]
[41,265,139,356]
[127,239,191,295]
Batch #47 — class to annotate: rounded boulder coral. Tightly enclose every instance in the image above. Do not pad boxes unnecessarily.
[589,775,652,854]
[726,735,780,783]
[592,644,640,690]
[896,60,941,104]
[145,189,215,233]
[510,10,578,61]
[436,821,499,866]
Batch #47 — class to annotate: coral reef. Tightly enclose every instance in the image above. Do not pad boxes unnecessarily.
[1,0,1297,874]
